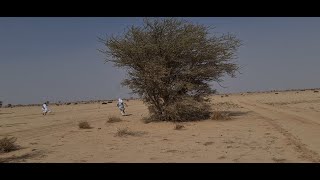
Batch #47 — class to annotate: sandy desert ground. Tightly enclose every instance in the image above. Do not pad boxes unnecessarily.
[1,90,320,163]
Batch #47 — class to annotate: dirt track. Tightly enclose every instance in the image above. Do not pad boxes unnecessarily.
[1,90,320,162]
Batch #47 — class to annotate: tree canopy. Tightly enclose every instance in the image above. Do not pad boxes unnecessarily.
[100,18,241,121]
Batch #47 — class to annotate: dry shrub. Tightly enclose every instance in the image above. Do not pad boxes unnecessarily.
[148,98,211,122]
[0,136,20,153]
[107,116,122,123]
[114,127,145,137]
[174,124,185,130]
[78,121,91,129]
[211,111,231,120]
[314,90,319,93]
[141,117,154,124]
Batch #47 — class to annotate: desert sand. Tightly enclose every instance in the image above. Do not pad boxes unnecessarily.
[1,89,320,163]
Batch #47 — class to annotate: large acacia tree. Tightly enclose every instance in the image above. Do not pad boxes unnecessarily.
[100,18,241,121]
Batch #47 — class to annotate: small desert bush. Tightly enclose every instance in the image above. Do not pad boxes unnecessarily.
[211,111,231,120]
[107,116,122,123]
[78,121,91,129]
[0,136,20,153]
[114,127,144,137]
[174,124,185,130]
[141,117,156,124]
[147,98,211,122]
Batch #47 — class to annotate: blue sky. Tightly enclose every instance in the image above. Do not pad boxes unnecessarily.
[1,17,320,104]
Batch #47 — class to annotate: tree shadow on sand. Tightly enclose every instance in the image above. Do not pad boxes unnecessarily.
[0,150,46,163]
[227,111,252,117]
[0,112,14,115]
[211,110,252,121]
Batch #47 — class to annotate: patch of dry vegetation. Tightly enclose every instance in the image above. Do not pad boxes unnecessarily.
[78,121,91,129]
[107,116,122,123]
[174,124,185,130]
[0,136,20,153]
[211,111,231,120]
[114,127,146,137]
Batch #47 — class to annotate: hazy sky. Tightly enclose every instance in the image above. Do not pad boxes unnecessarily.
[1,17,320,105]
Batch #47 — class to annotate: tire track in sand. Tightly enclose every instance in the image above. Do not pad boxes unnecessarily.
[235,98,320,162]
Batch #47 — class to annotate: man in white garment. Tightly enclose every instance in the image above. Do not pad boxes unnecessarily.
[42,102,50,115]
[117,98,128,116]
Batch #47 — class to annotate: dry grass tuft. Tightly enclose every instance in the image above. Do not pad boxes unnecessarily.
[114,127,145,137]
[107,116,122,123]
[211,111,231,120]
[174,124,185,130]
[78,121,92,129]
[141,117,156,124]
[0,136,20,153]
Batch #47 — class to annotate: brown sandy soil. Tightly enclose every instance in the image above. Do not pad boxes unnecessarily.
[1,90,320,163]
